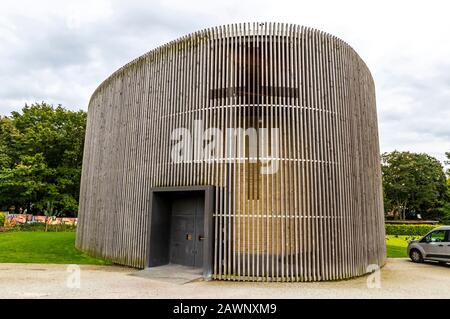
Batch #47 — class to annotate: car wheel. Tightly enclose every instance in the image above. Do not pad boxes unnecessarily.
[410,249,423,263]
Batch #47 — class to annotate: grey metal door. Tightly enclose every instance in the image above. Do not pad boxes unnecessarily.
[170,194,204,267]
[194,197,204,268]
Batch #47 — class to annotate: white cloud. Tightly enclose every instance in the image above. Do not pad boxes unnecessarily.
[65,1,113,30]
[0,0,449,164]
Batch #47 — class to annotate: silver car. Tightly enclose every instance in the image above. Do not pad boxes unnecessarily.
[408,226,450,264]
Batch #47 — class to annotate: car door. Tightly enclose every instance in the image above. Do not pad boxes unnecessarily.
[421,230,447,260]
[444,230,450,261]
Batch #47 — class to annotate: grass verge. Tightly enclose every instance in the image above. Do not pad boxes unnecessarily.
[386,235,418,258]
[0,231,111,265]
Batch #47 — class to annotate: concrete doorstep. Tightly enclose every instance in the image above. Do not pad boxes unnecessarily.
[130,264,204,285]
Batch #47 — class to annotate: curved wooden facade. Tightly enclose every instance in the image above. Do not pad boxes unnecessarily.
[76,23,386,281]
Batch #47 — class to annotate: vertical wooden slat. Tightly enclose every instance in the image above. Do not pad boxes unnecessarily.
[236,23,242,280]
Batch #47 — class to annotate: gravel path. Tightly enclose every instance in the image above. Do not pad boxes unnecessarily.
[0,259,448,299]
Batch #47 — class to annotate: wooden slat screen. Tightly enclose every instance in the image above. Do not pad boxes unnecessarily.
[76,23,386,281]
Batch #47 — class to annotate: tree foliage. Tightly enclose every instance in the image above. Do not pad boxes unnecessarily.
[446,151,450,185]
[382,151,449,221]
[0,103,86,216]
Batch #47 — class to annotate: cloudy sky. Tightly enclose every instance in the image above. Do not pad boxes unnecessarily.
[1,0,449,164]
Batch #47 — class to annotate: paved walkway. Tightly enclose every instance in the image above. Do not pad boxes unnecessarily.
[0,259,448,299]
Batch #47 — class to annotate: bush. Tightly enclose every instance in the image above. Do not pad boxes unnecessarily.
[385,224,443,236]
[9,223,76,233]
[0,213,5,227]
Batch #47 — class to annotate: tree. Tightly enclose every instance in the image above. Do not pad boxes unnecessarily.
[0,117,18,169]
[444,151,450,223]
[43,201,61,232]
[0,103,86,216]
[382,151,448,221]
[446,151,450,176]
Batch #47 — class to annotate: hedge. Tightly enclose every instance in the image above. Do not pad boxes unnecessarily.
[8,223,77,233]
[385,224,443,236]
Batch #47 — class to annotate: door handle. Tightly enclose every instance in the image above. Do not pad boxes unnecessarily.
[198,235,206,241]
[438,244,444,247]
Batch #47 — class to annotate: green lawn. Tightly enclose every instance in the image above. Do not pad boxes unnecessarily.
[386,235,418,258]
[0,232,111,265]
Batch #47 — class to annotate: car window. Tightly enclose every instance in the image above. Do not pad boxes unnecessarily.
[425,230,446,243]
[446,230,450,242]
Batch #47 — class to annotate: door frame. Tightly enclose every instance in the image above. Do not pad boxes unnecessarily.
[146,186,215,279]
